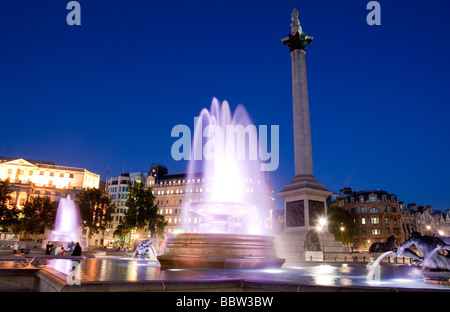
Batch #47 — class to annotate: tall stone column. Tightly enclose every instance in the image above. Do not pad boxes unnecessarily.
[291,46,313,178]
[282,9,317,185]
[276,9,347,265]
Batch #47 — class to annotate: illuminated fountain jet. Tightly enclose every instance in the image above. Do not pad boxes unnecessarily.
[47,195,81,249]
[159,98,284,269]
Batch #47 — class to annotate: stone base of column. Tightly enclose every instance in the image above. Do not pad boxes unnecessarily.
[276,175,339,266]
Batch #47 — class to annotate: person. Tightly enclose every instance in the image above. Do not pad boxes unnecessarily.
[72,242,82,256]
[55,244,62,255]
[350,242,354,253]
[60,246,65,256]
[45,241,53,255]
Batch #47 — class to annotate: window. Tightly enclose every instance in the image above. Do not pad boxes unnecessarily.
[370,208,378,213]
[360,207,365,213]
[360,197,364,203]
[370,196,376,202]
[372,229,380,235]
[385,217,389,225]
[371,217,379,224]
[361,217,366,225]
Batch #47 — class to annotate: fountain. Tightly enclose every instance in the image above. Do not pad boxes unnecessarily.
[367,231,450,285]
[158,98,284,269]
[395,232,450,284]
[132,240,158,261]
[46,195,81,251]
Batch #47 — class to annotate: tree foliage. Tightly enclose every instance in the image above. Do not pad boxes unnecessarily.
[21,196,57,241]
[77,188,115,241]
[114,181,166,239]
[0,180,19,231]
[327,205,357,245]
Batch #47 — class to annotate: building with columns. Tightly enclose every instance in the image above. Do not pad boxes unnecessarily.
[0,157,100,209]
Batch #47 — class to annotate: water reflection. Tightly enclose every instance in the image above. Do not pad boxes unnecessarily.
[48,258,162,282]
[311,265,337,286]
[0,258,448,290]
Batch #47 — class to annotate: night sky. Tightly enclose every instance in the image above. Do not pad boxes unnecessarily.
[1,0,449,212]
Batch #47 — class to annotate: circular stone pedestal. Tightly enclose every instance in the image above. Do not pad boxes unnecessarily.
[158,233,285,269]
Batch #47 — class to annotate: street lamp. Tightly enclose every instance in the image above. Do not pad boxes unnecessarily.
[340,223,345,244]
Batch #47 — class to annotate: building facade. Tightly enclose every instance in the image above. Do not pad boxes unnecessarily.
[104,171,153,245]
[0,157,100,209]
[0,157,101,242]
[403,203,449,238]
[331,188,403,251]
[105,164,276,247]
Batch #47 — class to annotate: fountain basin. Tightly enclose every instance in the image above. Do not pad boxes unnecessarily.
[158,233,285,269]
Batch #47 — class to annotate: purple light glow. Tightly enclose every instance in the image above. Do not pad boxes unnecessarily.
[48,195,81,243]
[183,98,272,235]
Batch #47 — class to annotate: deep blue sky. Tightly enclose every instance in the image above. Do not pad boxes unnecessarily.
[1,0,449,211]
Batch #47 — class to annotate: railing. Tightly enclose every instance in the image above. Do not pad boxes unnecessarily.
[312,254,413,264]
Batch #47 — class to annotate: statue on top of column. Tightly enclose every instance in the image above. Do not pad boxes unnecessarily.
[291,8,303,34]
[282,8,313,52]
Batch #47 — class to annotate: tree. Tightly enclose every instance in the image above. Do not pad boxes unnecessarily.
[0,180,19,231]
[327,205,357,245]
[114,181,167,240]
[21,196,57,242]
[77,188,115,246]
